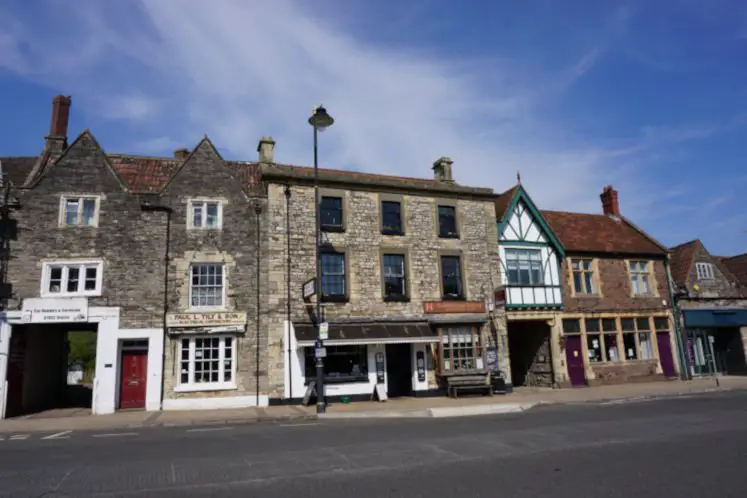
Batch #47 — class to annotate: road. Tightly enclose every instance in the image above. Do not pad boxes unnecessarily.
[1,390,746,497]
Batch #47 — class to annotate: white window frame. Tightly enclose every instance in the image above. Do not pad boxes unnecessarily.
[629,260,653,296]
[59,195,101,227]
[188,200,223,229]
[176,335,237,392]
[504,248,545,286]
[40,260,104,297]
[188,263,227,310]
[695,262,715,281]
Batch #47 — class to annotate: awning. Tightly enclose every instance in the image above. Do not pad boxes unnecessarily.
[294,322,438,346]
[683,308,747,328]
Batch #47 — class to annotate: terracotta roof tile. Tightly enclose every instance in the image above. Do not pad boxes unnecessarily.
[494,185,519,220]
[108,155,180,193]
[722,253,747,287]
[541,210,667,255]
[0,156,38,186]
[669,240,699,285]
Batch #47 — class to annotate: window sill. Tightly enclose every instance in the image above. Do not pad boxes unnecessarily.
[441,295,466,301]
[174,382,238,393]
[40,291,102,299]
[321,225,345,233]
[573,293,602,298]
[321,295,349,303]
[304,376,369,385]
[59,224,98,229]
[383,295,410,303]
[438,233,460,239]
[381,229,404,236]
[187,227,223,231]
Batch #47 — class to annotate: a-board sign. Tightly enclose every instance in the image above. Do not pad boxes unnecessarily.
[302,380,317,406]
[375,352,385,384]
[486,347,499,372]
[374,383,388,402]
[416,350,426,382]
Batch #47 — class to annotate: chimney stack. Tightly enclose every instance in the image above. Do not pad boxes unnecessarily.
[257,136,275,163]
[174,148,190,161]
[600,185,621,217]
[432,157,454,184]
[46,95,71,153]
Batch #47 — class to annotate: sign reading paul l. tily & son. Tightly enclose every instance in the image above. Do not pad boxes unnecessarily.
[165,312,248,335]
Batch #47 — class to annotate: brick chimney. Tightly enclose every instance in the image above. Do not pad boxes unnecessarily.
[46,95,71,153]
[174,148,190,160]
[257,136,275,163]
[432,157,454,183]
[600,185,620,217]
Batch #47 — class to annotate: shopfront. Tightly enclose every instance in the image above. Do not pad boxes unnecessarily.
[682,308,747,377]
[285,321,439,402]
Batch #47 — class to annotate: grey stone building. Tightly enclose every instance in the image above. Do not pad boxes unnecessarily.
[669,239,747,377]
[256,140,509,403]
[0,96,267,418]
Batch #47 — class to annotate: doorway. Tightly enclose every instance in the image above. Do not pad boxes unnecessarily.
[507,321,554,387]
[118,340,149,410]
[5,323,98,418]
[385,344,413,397]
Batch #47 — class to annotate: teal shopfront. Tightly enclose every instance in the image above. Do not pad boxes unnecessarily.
[682,309,747,376]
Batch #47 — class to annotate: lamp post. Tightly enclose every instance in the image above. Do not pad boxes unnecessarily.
[308,105,334,414]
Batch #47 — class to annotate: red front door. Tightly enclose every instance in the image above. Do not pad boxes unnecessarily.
[119,350,147,409]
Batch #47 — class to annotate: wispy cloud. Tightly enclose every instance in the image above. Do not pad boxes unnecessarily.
[0,0,741,234]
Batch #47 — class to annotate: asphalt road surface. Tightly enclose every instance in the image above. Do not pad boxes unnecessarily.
[2,391,747,497]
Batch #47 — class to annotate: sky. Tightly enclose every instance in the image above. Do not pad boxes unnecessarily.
[1,0,746,255]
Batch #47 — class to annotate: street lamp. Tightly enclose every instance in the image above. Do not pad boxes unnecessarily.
[308,105,334,414]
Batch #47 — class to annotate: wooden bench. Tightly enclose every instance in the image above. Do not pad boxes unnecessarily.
[446,374,492,398]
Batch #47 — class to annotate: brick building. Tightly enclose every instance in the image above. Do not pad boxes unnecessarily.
[0,96,267,418]
[258,144,509,403]
[669,240,747,376]
[541,186,683,386]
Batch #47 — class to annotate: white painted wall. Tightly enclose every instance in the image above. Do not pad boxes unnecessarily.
[283,321,431,399]
[0,317,11,419]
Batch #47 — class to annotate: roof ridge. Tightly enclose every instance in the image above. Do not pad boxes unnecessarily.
[669,239,700,250]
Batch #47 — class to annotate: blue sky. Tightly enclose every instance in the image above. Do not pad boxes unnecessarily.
[1,0,746,255]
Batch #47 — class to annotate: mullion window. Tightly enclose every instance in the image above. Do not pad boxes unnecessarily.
[383,254,407,299]
[179,336,234,387]
[321,252,346,299]
[571,258,595,294]
[63,197,97,226]
[440,256,463,299]
[630,261,652,295]
[506,249,544,285]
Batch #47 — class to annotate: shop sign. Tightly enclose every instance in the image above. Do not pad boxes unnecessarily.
[166,312,247,328]
[22,297,88,323]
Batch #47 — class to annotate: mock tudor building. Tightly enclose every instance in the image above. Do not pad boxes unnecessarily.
[257,144,509,403]
[493,183,565,389]
[540,186,683,386]
[669,240,747,376]
[0,96,267,419]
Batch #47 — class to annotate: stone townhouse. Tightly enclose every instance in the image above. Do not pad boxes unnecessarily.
[494,182,684,388]
[256,141,508,403]
[542,187,685,386]
[669,240,747,377]
[0,96,267,419]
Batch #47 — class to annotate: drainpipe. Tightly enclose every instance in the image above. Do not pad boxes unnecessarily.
[664,258,691,381]
[284,184,292,399]
[140,203,173,409]
[255,203,262,406]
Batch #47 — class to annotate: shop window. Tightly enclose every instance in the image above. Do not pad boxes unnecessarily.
[304,345,368,383]
[562,319,581,334]
[178,336,235,391]
[441,325,482,373]
[585,318,603,362]
[638,318,654,360]
[602,318,620,362]
[621,319,638,360]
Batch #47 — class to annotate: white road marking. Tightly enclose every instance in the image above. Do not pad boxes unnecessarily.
[279,422,320,427]
[9,434,29,440]
[92,432,139,438]
[42,430,72,440]
[185,426,234,433]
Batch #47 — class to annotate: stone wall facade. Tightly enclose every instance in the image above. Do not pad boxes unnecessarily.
[264,181,507,398]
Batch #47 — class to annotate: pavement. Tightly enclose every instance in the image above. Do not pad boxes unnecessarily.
[1,375,746,435]
[1,389,746,497]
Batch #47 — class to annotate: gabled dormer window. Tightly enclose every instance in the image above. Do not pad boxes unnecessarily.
[695,262,714,281]
[60,196,100,227]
